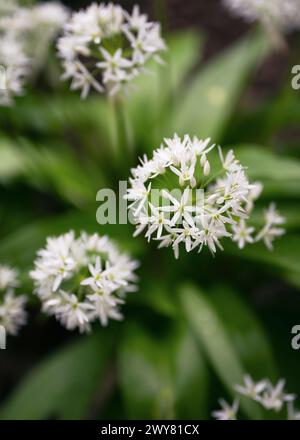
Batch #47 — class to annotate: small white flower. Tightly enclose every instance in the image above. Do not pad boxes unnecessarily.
[123,5,151,32]
[161,188,197,227]
[212,399,239,420]
[216,375,298,420]
[56,291,94,334]
[256,203,285,250]
[88,290,124,327]
[235,374,268,400]
[259,379,295,412]
[232,220,255,249]
[31,231,139,333]
[97,48,133,94]
[57,3,166,97]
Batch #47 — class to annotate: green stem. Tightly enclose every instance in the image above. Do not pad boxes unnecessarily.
[109,94,134,173]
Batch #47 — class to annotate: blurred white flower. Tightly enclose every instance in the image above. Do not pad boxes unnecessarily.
[0,264,19,290]
[212,399,239,420]
[235,374,268,400]
[215,375,299,420]
[57,3,166,97]
[232,219,255,249]
[126,134,285,258]
[0,34,29,105]
[259,379,295,412]
[256,203,285,250]
[223,0,300,33]
[30,231,139,333]
[0,1,69,105]
[0,265,27,336]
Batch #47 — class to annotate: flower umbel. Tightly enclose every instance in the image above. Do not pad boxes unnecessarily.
[126,134,285,258]
[30,231,139,333]
[57,3,166,97]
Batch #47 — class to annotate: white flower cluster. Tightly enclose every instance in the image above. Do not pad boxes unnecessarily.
[57,3,166,98]
[126,134,285,258]
[223,0,300,32]
[0,264,27,335]
[0,1,69,105]
[30,231,139,333]
[213,375,300,420]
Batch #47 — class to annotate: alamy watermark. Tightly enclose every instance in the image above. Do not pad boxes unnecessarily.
[291,325,300,350]
[291,65,300,90]
[96,182,205,225]
[0,325,6,350]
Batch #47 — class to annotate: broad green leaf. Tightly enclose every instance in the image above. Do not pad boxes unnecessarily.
[0,333,113,419]
[209,286,277,380]
[236,145,300,182]
[179,283,262,419]
[119,323,208,419]
[170,31,269,141]
[167,30,203,93]
[225,234,300,284]
[0,138,26,183]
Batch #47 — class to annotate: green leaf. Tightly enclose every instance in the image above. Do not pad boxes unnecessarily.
[209,285,277,379]
[0,138,26,183]
[225,234,300,285]
[167,30,203,93]
[0,334,113,419]
[169,31,269,141]
[119,323,208,419]
[126,32,203,150]
[236,145,300,182]
[235,145,300,198]
[179,283,263,419]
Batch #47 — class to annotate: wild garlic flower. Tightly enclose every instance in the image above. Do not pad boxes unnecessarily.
[234,374,268,400]
[0,264,27,335]
[212,399,239,420]
[30,231,139,333]
[258,379,296,412]
[0,1,69,105]
[126,134,285,258]
[57,3,166,98]
[214,375,298,420]
[223,0,300,33]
